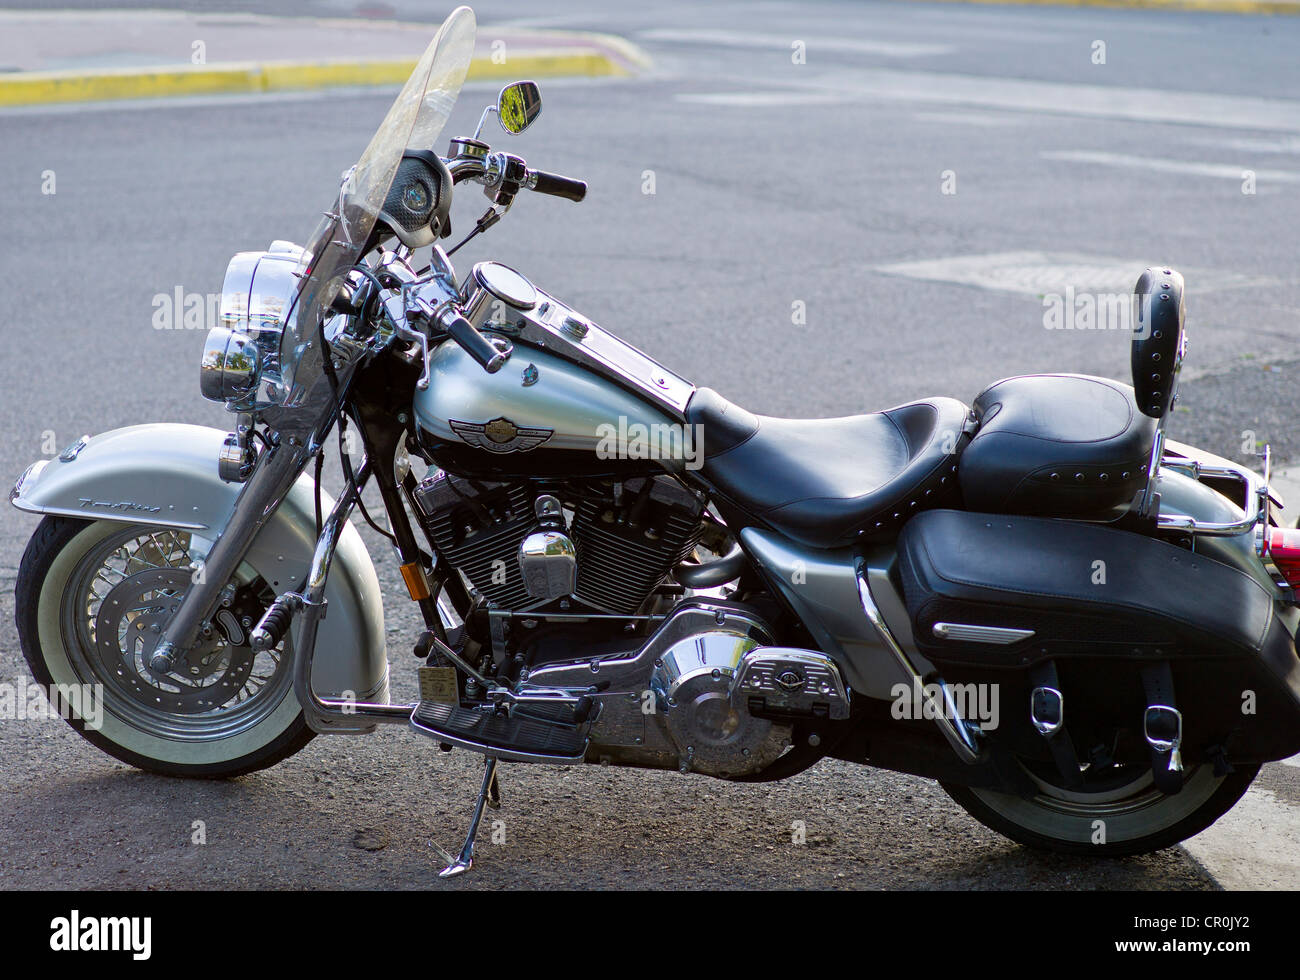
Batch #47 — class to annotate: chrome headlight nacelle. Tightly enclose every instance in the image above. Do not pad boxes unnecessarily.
[201,240,304,408]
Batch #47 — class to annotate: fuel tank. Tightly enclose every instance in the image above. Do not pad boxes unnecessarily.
[413,340,690,479]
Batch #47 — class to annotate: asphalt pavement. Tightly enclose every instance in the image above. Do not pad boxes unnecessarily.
[1,0,1298,890]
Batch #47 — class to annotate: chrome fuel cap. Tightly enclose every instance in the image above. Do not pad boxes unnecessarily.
[469,261,537,311]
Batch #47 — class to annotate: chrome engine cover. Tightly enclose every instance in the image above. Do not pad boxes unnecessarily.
[650,630,790,777]
[518,529,577,599]
[518,600,851,778]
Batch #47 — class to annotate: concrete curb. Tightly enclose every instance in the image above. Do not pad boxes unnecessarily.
[0,50,633,109]
[908,0,1300,14]
[0,1,1285,110]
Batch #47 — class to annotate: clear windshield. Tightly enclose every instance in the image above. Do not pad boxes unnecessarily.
[277,5,476,405]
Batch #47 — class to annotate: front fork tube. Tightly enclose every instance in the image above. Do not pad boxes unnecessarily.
[150,439,312,673]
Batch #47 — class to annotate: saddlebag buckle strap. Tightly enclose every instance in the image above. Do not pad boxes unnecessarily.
[1030,686,1063,736]
[1028,661,1082,788]
[1141,661,1186,794]
[1143,705,1184,771]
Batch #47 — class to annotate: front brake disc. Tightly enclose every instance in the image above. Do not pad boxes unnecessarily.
[93,568,255,714]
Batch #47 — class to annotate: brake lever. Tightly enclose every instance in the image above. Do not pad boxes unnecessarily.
[394,290,435,390]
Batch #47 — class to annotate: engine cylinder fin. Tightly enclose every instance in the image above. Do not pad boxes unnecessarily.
[414,474,538,607]
[414,472,705,617]
[570,479,704,614]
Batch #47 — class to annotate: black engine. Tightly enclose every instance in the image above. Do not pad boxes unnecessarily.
[413,471,706,615]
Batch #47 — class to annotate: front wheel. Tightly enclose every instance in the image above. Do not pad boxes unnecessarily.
[942,758,1259,857]
[15,516,313,778]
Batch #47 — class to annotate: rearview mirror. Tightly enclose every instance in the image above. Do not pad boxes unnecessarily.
[497,81,542,134]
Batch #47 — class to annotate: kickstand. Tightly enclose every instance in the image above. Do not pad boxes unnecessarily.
[438,756,499,879]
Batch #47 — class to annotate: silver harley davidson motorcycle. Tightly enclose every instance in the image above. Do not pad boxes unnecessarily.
[12,6,1300,877]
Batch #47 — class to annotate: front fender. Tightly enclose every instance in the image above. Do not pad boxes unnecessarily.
[10,424,389,717]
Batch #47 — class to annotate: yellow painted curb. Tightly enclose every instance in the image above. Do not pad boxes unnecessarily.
[909,0,1300,14]
[0,50,627,108]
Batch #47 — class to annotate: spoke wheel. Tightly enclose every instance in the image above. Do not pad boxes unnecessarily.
[18,517,313,777]
[63,527,292,741]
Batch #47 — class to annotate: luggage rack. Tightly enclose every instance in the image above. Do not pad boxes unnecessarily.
[1151,441,1293,594]
[1126,270,1277,545]
[1155,441,1274,537]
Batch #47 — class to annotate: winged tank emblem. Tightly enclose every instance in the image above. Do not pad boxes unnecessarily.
[449,417,554,454]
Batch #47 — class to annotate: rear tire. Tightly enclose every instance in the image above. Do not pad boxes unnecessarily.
[942,761,1259,857]
[16,516,314,778]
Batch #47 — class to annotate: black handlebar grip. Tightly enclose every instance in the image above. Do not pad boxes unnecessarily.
[531,169,587,203]
[444,314,510,373]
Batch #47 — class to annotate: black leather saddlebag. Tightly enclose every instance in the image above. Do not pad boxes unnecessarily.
[896,509,1300,762]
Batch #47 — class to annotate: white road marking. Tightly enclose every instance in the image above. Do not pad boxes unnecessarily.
[1267,467,1300,526]
[758,68,1300,133]
[903,5,1202,34]
[1043,150,1300,184]
[640,28,955,59]
[1183,785,1300,890]
[874,250,1272,297]
[677,91,849,107]
[863,21,1066,44]
[1183,134,1300,156]
[1284,755,1300,769]
[913,110,1026,127]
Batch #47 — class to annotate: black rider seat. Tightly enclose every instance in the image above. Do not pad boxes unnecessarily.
[685,388,972,549]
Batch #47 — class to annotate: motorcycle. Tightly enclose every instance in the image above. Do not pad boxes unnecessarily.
[13,5,1300,877]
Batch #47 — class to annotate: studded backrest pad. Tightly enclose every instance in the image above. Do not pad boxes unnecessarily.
[1131,267,1186,419]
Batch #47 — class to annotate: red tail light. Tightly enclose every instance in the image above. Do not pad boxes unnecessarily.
[1265,526,1300,588]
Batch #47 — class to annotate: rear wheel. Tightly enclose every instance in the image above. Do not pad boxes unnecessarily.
[942,758,1259,857]
[16,516,313,778]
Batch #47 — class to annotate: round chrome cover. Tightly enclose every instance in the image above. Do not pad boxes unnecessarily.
[468,261,537,310]
[650,630,790,777]
[518,529,577,599]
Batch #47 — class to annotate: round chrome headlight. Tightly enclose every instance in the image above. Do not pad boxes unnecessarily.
[200,326,261,402]
[210,244,303,407]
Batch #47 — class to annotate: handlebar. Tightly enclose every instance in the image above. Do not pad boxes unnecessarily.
[445,145,586,204]
[527,168,587,202]
[404,289,511,375]
[377,141,586,376]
